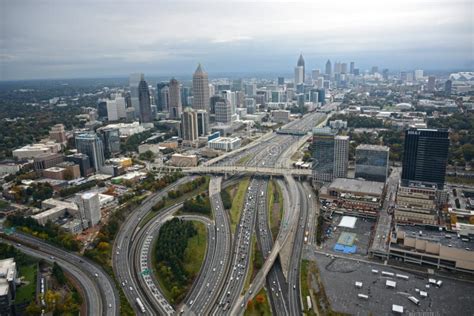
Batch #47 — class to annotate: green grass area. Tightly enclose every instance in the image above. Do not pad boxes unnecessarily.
[15,263,37,304]
[228,177,250,234]
[244,288,272,316]
[446,176,474,185]
[236,155,252,165]
[0,200,9,210]
[183,221,207,277]
[267,180,283,241]
[300,260,317,315]
[243,234,260,293]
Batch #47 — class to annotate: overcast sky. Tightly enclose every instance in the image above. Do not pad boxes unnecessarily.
[1,0,473,80]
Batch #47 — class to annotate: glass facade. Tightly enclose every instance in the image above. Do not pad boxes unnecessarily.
[355,145,390,182]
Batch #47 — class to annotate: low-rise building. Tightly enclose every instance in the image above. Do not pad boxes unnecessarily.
[33,153,65,172]
[61,218,84,234]
[138,144,161,154]
[0,163,20,176]
[395,183,441,226]
[170,154,198,167]
[207,137,241,152]
[271,110,290,123]
[323,178,385,217]
[12,142,61,159]
[42,167,67,180]
[32,198,79,225]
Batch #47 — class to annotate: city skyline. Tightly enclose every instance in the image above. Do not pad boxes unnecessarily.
[2,0,473,80]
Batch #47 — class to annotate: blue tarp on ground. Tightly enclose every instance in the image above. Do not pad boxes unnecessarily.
[334,243,357,254]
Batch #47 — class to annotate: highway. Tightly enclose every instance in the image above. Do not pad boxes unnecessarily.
[4,233,119,316]
[113,176,194,315]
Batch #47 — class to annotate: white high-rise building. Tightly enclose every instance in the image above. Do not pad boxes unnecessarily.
[192,64,210,112]
[334,135,349,178]
[76,192,101,228]
[106,100,119,121]
[215,100,232,123]
[415,69,424,80]
[294,66,304,85]
[115,97,127,119]
[129,73,144,119]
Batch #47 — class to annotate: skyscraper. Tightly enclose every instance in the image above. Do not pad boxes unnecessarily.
[99,128,120,159]
[325,60,332,76]
[138,79,152,123]
[196,110,209,136]
[297,53,305,82]
[355,145,390,182]
[277,77,285,85]
[156,82,169,112]
[181,107,198,142]
[334,136,349,178]
[215,100,232,124]
[401,128,449,189]
[427,75,436,92]
[340,63,348,75]
[444,80,452,96]
[294,66,304,85]
[312,127,335,182]
[169,78,182,119]
[192,64,210,112]
[349,62,355,74]
[75,133,105,171]
[76,192,101,228]
[129,73,144,119]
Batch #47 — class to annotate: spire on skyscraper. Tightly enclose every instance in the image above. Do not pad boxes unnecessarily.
[297,53,305,67]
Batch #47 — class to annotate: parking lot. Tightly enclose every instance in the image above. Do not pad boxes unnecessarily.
[319,214,375,258]
[305,252,474,315]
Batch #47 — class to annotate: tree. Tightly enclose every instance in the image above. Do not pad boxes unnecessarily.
[52,262,66,285]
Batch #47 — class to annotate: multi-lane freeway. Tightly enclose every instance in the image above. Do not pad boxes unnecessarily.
[4,233,119,316]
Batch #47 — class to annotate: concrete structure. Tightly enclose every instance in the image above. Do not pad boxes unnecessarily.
[169,78,182,119]
[99,128,120,158]
[49,124,67,143]
[334,135,349,178]
[99,122,147,137]
[181,107,199,142]
[56,161,81,179]
[61,218,84,234]
[33,153,64,172]
[192,64,210,112]
[0,163,20,176]
[106,100,119,121]
[196,110,209,136]
[42,166,67,180]
[0,258,17,316]
[215,100,232,124]
[33,198,79,225]
[390,226,474,272]
[138,144,161,154]
[395,183,441,226]
[325,178,384,217]
[170,154,198,167]
[76,192,101,228]
[271,110,290,123]
[12,142,61,159]
[355,144,390,182]
[65,153,92,177]
[75,133,105,171]
[208,137,241,152]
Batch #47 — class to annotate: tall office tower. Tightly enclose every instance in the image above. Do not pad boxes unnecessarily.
[325,60,332,76]
[310,89,319,103]
[99,128,120,159]
[209,84,215,97]
[181,107,199,142]
[278,77,285,85]
[196,110,209,136]
[215,100,232,124]
[65,153,91,177]
[182,86,191,107]
[156,82,169,112]
[244,83,257,96]
[106,100,119,121]
[355,144,390,182]
[317,88,325,104]
[160,86,170,113]
[445,80,452,96]
[340,63,348,74]
[371,66,379,74]
[138,79,152,123]
[382,69,389,80]
[245,98,256,114]
[97,100,108,120]
[400,71,408,82]
[333,61,341,74]
[401,128,449,189]
[349,62,355,74]
[168,78,182,119]
[76,192,101,228]
[311,69,320,80]
[312,127,335,182]
[49,124,67,143]
[414,69,424,80]
[115,97,127,119]
[75,133,105,171]
[210,95,224,114]
[231,79,243,92]
[334,136,349,178]
[192,64,210,112]
[129,73,144,118]
[294,66,304,85]
[427,76,436,92]
[297,53,305,81]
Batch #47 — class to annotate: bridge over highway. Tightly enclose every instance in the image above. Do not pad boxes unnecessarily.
[175,166,312,177]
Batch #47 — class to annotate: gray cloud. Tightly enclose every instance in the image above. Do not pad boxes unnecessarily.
[1,0,473,80]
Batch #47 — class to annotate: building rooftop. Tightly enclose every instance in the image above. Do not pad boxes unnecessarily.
[329,178,385,196]
[356,144,390,151]
[397,225,474,251]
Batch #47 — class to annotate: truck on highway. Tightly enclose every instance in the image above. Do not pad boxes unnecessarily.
[136,297,146,313]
